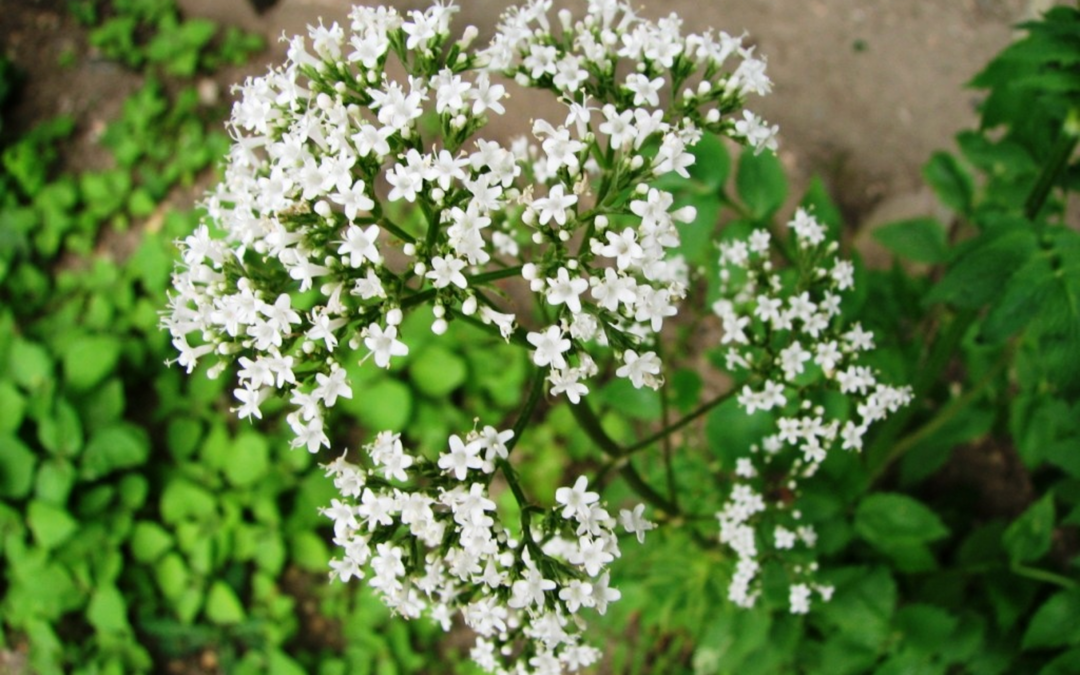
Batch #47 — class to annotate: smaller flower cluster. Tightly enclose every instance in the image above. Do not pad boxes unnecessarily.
[323,428,654,675]
[711,209,912,613]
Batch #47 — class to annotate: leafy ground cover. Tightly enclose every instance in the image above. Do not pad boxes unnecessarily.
[1,2,1079,674]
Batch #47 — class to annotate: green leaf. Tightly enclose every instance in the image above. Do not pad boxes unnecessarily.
[34,459,76,506]
[409,344,468,397]
[130,520,174,564]
[736,147,787,219]
[154,552,190,602]
[160,478,216,524]
[289,531,329,573]
[1023,588,1080,651]
[1042,648,1080,675]
[0,435,37,499]
[9,338,52,392]
[166,416,203,461]
[62,334,122,392]
[1003,493,1056,563]
[27,500,78,550]
[671,368,703,414]
[0,380,26,434]
[819,566,898,651]
[80,423,150,481]
[894,603,959,655]
[37,398,83,457]
[855,493,950,548]
[705,397,774,467]
[927,227,1038,308]
[346,378,414,432]
[86,584,130,634]
[597,377,660,421]
[205,581,245,625]
[873,218,949,264]
[923,151,974,214]
[224,431,269,487]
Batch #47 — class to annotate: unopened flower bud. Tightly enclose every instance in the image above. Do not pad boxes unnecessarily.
[386,308,403,325]
[458,25,478,48]
[432,318,448,335]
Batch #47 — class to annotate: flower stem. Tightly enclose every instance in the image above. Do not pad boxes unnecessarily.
[870,345,1010,483]
[567,399,681,516]
[625,389,734,454]
[466,265,524,285]
[1025,107,1079,221]
[507,367,546,457]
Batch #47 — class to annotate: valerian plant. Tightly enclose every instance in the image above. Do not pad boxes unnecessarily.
[162,1,909,672]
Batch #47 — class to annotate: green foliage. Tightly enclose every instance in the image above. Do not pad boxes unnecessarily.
[86,0,263,75]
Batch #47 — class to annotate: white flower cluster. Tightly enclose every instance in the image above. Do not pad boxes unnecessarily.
[159,0,787,668]
[322,429,654,674]
[712,209,912,613]
[162,0,778,450]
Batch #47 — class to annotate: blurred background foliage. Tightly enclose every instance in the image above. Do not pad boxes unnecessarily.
[2,2,1080,674]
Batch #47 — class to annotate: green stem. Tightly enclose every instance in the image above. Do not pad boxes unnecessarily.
[619,459,681,516]
[1012,562,1079,590]
[657,344,679,511]
[378,217,416,245]
[1024,107,1080,221]
[507,367,546,457]
[445,306,530,348]
[625,390,734,454]
[567,397,626,458]
[466,265,523,285]
[567,399,682,516]
[865,309,976,476]
[871,346,1010,483]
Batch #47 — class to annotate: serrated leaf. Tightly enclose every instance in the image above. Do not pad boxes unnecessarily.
[873,218,949,264]
[205,581,245,625]
[855,493,950,549]
[1003,493,1056,563]
[736,147,787,220]
[1022,589,1080,651]
[923,151,974,214]
[894,603,959,655]
[62,334,121,391]
[927,227,1038,308]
